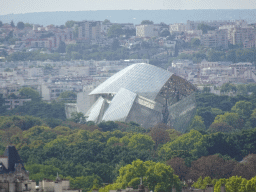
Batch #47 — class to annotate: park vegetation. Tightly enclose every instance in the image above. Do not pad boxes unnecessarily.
[1,87,256,191]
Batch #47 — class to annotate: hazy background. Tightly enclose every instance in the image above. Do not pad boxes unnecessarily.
[0,0,256,25]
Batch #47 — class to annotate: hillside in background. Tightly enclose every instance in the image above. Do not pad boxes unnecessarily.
[0,9,256,26]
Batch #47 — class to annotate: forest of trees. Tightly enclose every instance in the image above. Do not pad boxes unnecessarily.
[1,89,256,191]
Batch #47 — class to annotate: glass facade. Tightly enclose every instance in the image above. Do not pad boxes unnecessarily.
[82,63,197,131]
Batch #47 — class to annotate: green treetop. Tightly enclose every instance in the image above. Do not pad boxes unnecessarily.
[99,159,182,192]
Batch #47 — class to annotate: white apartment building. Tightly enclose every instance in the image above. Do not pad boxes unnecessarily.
[199,60,219,68]
[169,23,186,32]
[59,66,90,76]
[41,84,83,101]
[229,27,255,47]
[136,25,159,38]
[171,59,193,68]
[200,29,228,49]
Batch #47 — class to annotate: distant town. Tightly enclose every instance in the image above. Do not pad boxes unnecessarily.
[0,18,255,109]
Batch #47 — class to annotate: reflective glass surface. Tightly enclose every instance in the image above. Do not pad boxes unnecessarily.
[86,96,105,122]
[102,88,137,122]
[90,63,172,101]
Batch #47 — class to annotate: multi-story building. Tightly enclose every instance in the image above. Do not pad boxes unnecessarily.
[200,29,228,49]
[5,98,31,110]
[169,23,187,32]
[229,27,256,47]
[15,28,73,50]
[41,83,83,101]
[136,25,159,38]
[78,20,101,40]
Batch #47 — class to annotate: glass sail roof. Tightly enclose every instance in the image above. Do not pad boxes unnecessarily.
[86,96,105,122]
[89,63,173,101]
[102,88,137,122]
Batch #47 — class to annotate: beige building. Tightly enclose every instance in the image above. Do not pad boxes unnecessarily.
[229,27,255,47]
[169,23,186,32]
[78,21,101,40]
[200,29,228,49]
[219,25,256,47]
[38,178,82,192]
[136,25,159,38]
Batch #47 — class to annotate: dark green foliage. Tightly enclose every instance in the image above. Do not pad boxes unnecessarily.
[58,41,66,53]
[160,29,170,37]
[65,20,76,28]
[0,91,256,191]
[107,24,123,38]
[141,20,154,25]
[8,101,66,120]
[10,20,15,27]
[58,91,77,100]
[0,115,43,130]
[7,51,61,61]
[17,22,25,30]
[111,39,120,50]
[19,87,41,101]
[197,24,216,34]
[196,93,230,110]
[208,122,234,133]
[191,38,201,47]
[44,118,63,128]
[102,19,110,24]
[98,121,118,132]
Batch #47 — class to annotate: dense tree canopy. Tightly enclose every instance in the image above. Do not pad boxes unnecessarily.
[0,91,255,191]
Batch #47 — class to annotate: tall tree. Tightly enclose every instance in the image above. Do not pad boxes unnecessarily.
[187,155,237,181]
[166,157,188,181]
[65,20,75,28]
[17,21,25,30]
[231,100,253,120]
[141,20,154,25]
[58,41,66,53]
[19,87,41,101]
[102,19,111,24]
[10,20,15,27]
[99,159,181,192]
[150,123,170,148]
[107,24,123,38]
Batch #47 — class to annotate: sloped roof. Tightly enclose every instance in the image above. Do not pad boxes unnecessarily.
[89,63,173,101]
[102,88,137,122]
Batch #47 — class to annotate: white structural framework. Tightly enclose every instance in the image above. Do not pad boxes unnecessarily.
[77,63,197,132]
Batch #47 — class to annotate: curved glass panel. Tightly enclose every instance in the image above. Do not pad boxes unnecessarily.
[90,63,172,101]
[86,96,106,122]
[102,88,137,122]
